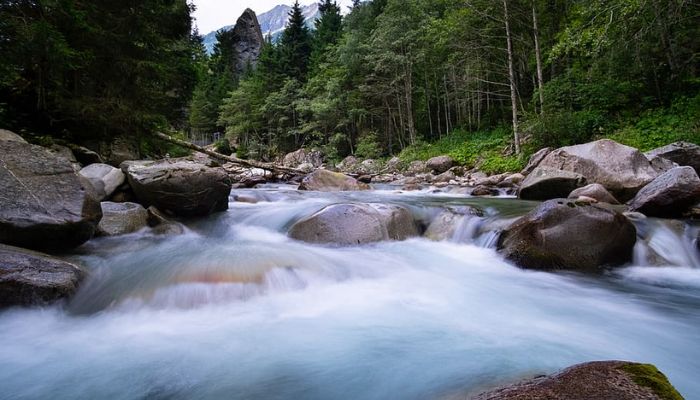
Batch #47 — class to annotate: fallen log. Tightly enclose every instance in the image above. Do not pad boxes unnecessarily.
[155,132,304,176]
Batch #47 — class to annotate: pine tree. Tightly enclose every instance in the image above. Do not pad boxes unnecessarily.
[278,1,312,80]
[310,0,343,70]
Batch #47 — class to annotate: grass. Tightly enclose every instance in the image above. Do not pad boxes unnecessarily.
[398,127,525,175]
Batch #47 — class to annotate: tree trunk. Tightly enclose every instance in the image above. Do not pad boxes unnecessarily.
[503,0,521,155]
[532,1,545,113]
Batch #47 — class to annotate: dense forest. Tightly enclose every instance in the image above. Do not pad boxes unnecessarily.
[2,0,699,171]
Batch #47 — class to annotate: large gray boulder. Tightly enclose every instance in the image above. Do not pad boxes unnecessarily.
[535,139,658,201]
[0,244,86,307]
[497,199,636,271]
[289,203,418,245]
[0,141,102,251]
[282,148,324,169]
[0,129,27,143]
[519,168,587,200]
[124,159,231,217]
[96,202,148,236]
[646,141,700,175]
[521,147,552,175]
[298,169,369,192]
[568,183,620,204]
[232,9,264,75]
[426,155,454,174]
[473,361,683,400]
[629,166,700,218]
[78,163,125,201]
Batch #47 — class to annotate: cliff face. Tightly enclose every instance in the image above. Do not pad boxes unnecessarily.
[231,9,264,74]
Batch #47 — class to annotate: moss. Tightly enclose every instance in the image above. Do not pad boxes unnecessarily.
[619,363,684,400]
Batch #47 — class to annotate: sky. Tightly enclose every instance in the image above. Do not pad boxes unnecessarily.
[192,0,352,34]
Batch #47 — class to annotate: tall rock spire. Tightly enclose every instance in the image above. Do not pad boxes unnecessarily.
[232,8,264,74]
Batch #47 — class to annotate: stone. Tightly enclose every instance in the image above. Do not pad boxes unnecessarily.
[101,137,140,166]
[0,244,86,307]
[289,203,418,245]
[231,9,264,75]
[521,147,552,175]
[0,141,102,251]
[68,145,103,165]
[406,160,429,175]
[471,185,499,196]
[497,199,636,271]
[473,361,683,400]
[96,202,148,236]
[424,207,482,241]
[568,183,620,204]
[629,166,700,218]
[124,159,232,217]
[282,148,323,168]
[519,167,587,200]
[336,155,359,172]
[536,139,659,201]
[298,169,369,192]
[0,129,27,143]
[146,206,186,235]
[78,163,126,201]
[47,144,81,172]
[500,173,525,187]
[433,170,456,184]
[648,155,679,174]
[426,155,454,174]
[646,141,700,175]
[383,157,402,172]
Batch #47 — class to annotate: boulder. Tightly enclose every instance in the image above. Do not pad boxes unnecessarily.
[406,160,429,175]
[471,185,499,196]
[384,157,402,172]
[568,183,620,204]
[500,173,525,187]
[519,168,587,200]
[146,206,186,235]
[629,166,700,218]
[433,170,456,184]
[78,163,126,201]
[497,199,636,271]
[282,148,323,168]
[0,244,86,307]
[124,159,232,217]
[336,155,359,172]
[96,202,148,236]
[0,141,102,251]
[646,141,700,175]
[357,159,381,174]
[426,155,454,174]
[425,207,482,241]
[473,361,683,400]
[298,169,369,192]
[47,144,82,172]
[0,129,27,143]
[68,145,103,165]
[535,139,658,201]
[648,155,679,174]
[289,203,418,245]
[521,147,552,175]
[101,137,140,166]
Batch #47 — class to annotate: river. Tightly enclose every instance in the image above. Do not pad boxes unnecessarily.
[1,186,699,399]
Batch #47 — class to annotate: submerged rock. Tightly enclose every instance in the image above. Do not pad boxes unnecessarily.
[146,206,186,235]
[124,159,231,217]
[288,203,418,245]
[298,169,369,192]
[629,166,700,218]
[424,206,482,241]
[519,168,587,200]
[497,199,636,271]
[568,183,620,204]
[535,139,658,201]
[473,361,684,400]
[0,244,86,307]
[96,202,148,236]
[0,140,102,251]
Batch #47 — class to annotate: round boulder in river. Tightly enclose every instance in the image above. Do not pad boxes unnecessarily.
[298,169,369,192]
[568,183,620,204]
[289,203,418,245]
[497,199,636,271]
[124,159,232,217]
[0,140,102,251]
[96,202,149,236]
[629,166,700,218]
[0,244,86,307]
[426,155,454,174]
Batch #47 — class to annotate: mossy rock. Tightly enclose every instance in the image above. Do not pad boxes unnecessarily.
[620,363,684,400]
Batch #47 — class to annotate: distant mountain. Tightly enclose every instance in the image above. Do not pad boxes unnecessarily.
[202,3,322,54]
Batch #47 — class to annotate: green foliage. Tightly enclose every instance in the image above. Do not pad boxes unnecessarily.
[399,128,524,174]
[526,110,607,148]
[141,131,191,158]
[214,139,232,156]
[355,133,382,159]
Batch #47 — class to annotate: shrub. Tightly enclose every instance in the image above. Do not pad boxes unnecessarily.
[355,132,382,159]
[214,138,232,155]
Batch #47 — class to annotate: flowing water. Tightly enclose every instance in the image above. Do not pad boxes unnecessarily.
[1,186,699,399]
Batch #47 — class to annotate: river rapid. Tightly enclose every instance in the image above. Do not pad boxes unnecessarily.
[1,186,699,399]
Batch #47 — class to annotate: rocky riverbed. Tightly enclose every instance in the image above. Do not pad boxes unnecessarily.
[1,129,699,399]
